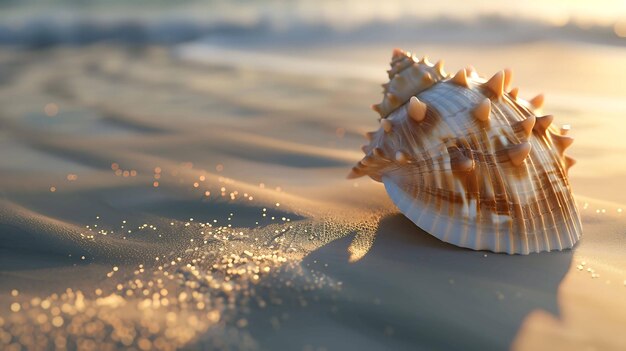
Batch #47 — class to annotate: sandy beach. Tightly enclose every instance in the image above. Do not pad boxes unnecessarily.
[1,2,626,349]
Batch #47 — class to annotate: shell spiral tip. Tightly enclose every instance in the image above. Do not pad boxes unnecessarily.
[391,48,405,59]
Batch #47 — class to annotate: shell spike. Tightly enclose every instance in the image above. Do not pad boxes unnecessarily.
[408,96,427,122]
[434,60,446,76]
[360,155,375,166]
[395,150,409,164]
[507,142,532,166]
[534,115,554,133]
[422,72,434,84]
[347,167,363,179]
[451,153,475,172]
[373,147,386,159]
[451,69,469,87]
[448,146,475,172]
[380,119,393,133]
[466,65,478,78]
[550,132,574,154]
[484,70,504,98]
[509,87,519,100]
[391,48,406,59]
[473,98,491,122]
[517,115,536,138]
[419,56,431,65]
[372,147,387,160]
[394,75,406,84]
[386,93,400,105]
[529,94,544,109]
[503,68,513,91]
[565,156,576,171]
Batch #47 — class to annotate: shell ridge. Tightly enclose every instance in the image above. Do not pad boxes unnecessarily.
[547,144,579,248]
[528,135,565,251]
[532,137,565,250]
[553,173,577,248]
[514,156,534,254]
[466,134,486,249]
[435,86,490,248]
[496,98,529,142]
[520,152,546,252]
[465,87,508,247]
[545,132,580,249]
[423,87,474,219]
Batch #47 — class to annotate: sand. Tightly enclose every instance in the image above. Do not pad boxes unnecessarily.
[0,42,625,350]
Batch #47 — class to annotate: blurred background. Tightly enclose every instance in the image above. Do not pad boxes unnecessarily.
[2,0,626,48]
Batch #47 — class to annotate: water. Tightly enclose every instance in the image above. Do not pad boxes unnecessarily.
[1,0,626,48]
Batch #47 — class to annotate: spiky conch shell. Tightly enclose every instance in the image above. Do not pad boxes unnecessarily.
[350,49,582,254]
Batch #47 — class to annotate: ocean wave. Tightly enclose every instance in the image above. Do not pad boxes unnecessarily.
[0,13,625,48]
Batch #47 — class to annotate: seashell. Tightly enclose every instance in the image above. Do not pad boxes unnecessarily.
[349,49,582,254]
